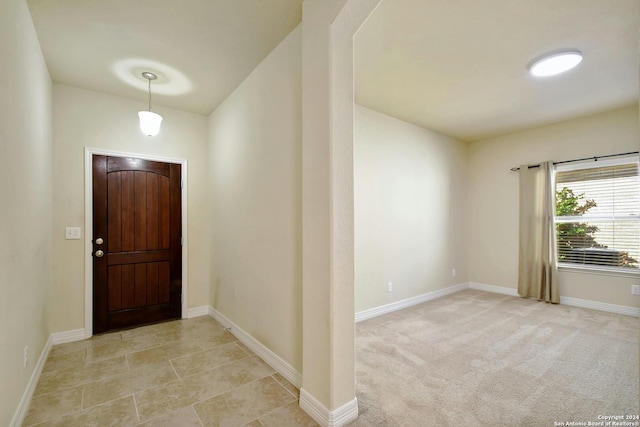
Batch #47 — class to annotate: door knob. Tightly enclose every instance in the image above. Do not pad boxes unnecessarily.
[95,250,104,258]
[95,237,104,245]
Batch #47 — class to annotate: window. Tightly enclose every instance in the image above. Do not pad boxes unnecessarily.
[554,156,639,272]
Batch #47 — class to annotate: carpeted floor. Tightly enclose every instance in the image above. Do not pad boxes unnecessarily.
[349,289,639,427]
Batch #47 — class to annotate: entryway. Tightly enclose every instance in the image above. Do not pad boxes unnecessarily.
[92,154,182,334]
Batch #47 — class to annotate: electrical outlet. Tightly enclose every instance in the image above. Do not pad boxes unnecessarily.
[387,282,393,292]
[632,285,640,295]
[23,346,28,368]
[452,269,456,277]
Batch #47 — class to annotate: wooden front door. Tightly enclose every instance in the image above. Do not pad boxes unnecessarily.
[92,155,182,334]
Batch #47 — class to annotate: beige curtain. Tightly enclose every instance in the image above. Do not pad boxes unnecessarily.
[518,161,559,303]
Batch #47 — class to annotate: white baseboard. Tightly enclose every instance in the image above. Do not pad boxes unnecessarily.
[468,282,518,297]
[299,388,358,427]
[559,296,639,317]
[207,307,360,425]
[207,306,302,388]
[10,335,53,427]
[51,328,87,345]
[186,305,209,318]
[12,329,86,425]
[355,283,469,323]
[469,282,639,317]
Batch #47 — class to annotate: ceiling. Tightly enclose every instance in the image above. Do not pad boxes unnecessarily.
[26,0,302,116]
[26,0,638,140]
[355,0,639,141]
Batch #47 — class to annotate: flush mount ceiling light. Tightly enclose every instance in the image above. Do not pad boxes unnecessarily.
[138,72,163,136]
[528,50,583,77]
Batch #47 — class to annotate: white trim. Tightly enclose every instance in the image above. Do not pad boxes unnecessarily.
[9,336,53,427]
[468,282,519,296]
[299,389,326,427]
[559,264,640,279]
[329,397,359,427]
[186,306,209,318]
[207,306,302,388]
[299,388,358,427]
[84,147,189,337]
[469,282,639,317]
[559,296,639,317]
[84,149,93,336]
[51,329,87,345]
[354,282,639,320]
[355,283,469,323]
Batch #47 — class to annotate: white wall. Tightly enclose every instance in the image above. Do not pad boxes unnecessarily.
[0,0,52,424]
[355,105,469,312]
[300,0,347,407]
[51,84,210,333]
[208,27,302,372]
[468,105,639,308]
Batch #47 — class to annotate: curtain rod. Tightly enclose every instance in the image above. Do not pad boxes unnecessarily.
[510,151,639,172]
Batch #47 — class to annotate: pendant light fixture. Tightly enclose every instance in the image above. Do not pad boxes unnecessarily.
[138,72,163,136]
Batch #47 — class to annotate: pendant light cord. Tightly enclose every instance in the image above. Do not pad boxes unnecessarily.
[141,71,158,113]
[147,77,152,112]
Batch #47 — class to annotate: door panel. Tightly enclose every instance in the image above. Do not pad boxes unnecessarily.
[93,155,181,333]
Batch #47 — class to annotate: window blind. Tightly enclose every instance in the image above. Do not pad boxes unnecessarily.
[554,160,639,270]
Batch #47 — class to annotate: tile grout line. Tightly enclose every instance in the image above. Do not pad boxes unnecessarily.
[232,340,252,357]
[34,376,110,401]
[43,347,89,370]
[191,404,205,427]
[80,384,86,411]
[255,398,299,425]
[245,416,263,425]
[168,345,254,379]
[132,394,142,425]
[211,354,253,371]
[188,374,271,409]
[191,374,298,425]
[270,374,299,400]
[271,375,300,403]
[32,318,304,427]
[169,358,180,379]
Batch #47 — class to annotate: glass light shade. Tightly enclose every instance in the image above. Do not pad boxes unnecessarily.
[138,111,163,136]
[529,51,582,77]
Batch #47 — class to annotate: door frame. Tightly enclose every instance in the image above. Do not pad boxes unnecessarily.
[84,147,188,337]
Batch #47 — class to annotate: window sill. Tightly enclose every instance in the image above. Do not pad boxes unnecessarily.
[558,263,640,278]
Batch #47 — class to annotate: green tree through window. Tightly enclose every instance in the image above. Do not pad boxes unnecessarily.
[555,187,638,267]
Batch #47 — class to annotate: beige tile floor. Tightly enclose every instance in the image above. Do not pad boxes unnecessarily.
[23,316,319,427]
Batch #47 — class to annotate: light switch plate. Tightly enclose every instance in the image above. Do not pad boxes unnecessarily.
[65,227,82,240]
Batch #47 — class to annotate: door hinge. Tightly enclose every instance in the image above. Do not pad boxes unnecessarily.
[180,236,183,246]
[181,180,183,189]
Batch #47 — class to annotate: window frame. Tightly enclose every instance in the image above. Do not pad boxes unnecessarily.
[553,155,640,276]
